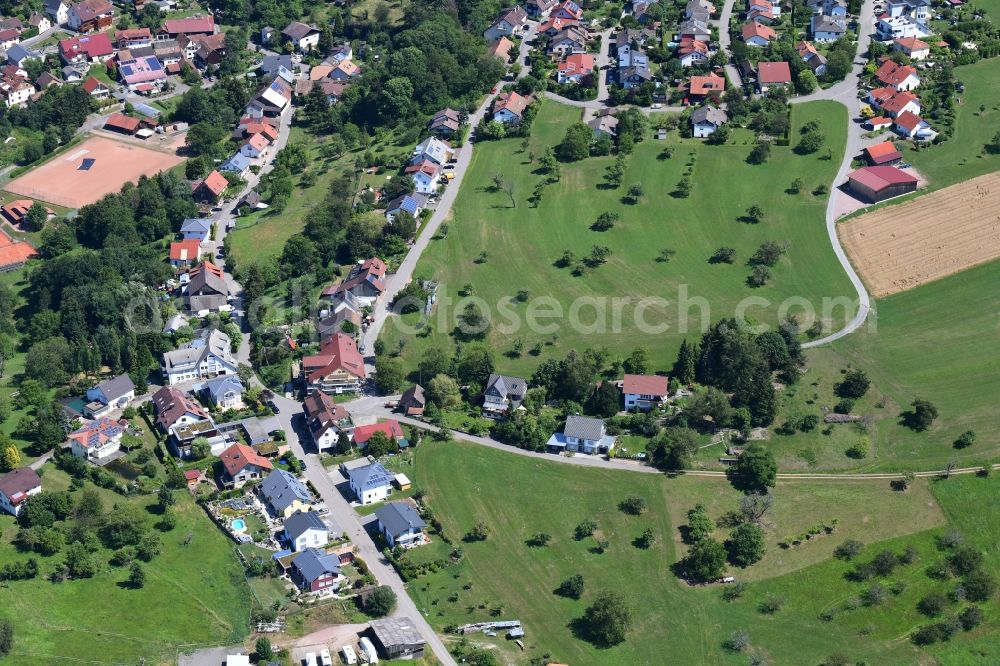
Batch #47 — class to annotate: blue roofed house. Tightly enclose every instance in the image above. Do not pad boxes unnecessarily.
[348,461,393,505]
[384,193,425,223]
[200,375,245,410]
[6,44,41,67]
[284,510,330,551]
[375,502,426,548]
[219,152,252,178]
[291,547,344,593]
[84,373,135,418]
[546,415,618,455]
[260,468,316,518]
[180,218,213,242]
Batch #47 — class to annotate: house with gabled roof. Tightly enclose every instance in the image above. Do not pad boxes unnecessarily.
[348,461,393,504]
[68,416,127,464]
[678,38,709,67]
[552,0,584,20]
[687,73,725,102]
[623,374,669,411]
[548,25,588,56]
[526,0,559,17]
[291,547,344,593]
[303,390,354,451]
[353,420,406,449]
[539,15,580,35]
[692,105,728,137]
[59,33,114,64]
[404,159,441,194]
[260,468,316,518]
[185,261,229,312]
[200,375,245,410]
[483,374,527,418]
[157,15,215,40]
[870,88,920,118]
[894,110,934,140]
[429,108,461,137]
[68,0,114,33]
[0,467,42,516]
[329,59,360,81]
[193,170,229,203]
[756,61,792,92]
[161,328,236,384]
[484,6,528,41]
[180,217,213,242]
[492,90,530,124]
[302,332,366,395]
[220,443,273,488]
[557,52,595,84]
[324,257,387,306]
[893,36,930,59]
[84,373,135,418]
[741,21,775,46]
[152,386,208,431]
[240,132,269,159]
[282,21,319,51]
[875,60,920,91]
[811,14,846,41]
[398,385,426,416]
[384,194,425,223]
[411,137,454,166]
[284,511,330,551]
[546,415,617,454]
[677,17,711,41]
[863,141,903,166]
[45,0,71,25]
[376,502,426,548]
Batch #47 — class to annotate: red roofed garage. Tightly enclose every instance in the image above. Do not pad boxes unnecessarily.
[847,166,918,203]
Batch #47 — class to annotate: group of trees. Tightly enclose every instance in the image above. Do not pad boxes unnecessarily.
[1,85,94,165]
[680,493,771,582]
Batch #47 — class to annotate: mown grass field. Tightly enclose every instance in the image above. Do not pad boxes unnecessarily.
[409,440,994,665]
[903,59,1000,189]
[382,100,855,376]
[0,469,252,665]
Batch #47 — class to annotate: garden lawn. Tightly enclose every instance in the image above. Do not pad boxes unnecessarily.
[411,439,959,665]
[903,59,1000,189]
[0,470,252,665]
[381,100,855,377]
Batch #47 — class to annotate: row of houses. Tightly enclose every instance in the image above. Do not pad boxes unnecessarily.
[865,57,935,140]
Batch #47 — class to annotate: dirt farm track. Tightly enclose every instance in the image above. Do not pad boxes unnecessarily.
[4,135,184,209]
[839,171,1000,297]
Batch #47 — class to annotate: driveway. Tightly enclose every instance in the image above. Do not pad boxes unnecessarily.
[717,0,743,88]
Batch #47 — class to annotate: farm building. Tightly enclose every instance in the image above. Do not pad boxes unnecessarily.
[847,166,918,203]
[368,617,427,660]
[863,141,903,166]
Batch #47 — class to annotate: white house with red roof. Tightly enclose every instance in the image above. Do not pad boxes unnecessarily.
[756,61,792,92]
[324,257,387,306]
[68,416,128,464]
[352,420,405,449]
[404,159,441,194]
[893,36,930,59]
[741,21,775,46]
[82,75,110,98]
[492,90,530,124]
[59,33,114,65]
[623,374,669,411]
[240,132,270,159]
[894,110,934,139]
[483,6,528,41]
[552,0,584,21]
[874,60,920,91]
[302,332,367,395]
[557,52,595,84]
[869,88,920,118]
[219,443,273,488]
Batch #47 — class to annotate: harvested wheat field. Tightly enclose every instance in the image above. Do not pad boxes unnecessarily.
[839,171,1000,297]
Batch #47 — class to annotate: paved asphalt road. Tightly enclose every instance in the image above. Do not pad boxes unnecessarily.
[717,0,743,88]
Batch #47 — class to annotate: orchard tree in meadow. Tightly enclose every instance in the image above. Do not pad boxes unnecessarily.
[726,523,766,567]
[745,205,764,224]
[836,368,871,399]
[905,398,939,431]
[685,504,714,543]
[728,445,777,493]
[684,537,727,582]
[591,211,619,231]
[582,591,633,646]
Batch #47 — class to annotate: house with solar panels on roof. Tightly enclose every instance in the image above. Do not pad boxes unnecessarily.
[348,461,393,505]
[384,193,427,223]
[118,54,166,93]
[68,416,128,464]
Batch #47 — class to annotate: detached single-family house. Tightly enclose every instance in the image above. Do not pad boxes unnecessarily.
[623,374,669,410]
[348,461,393,505]
[677,18,711,41]
[291,547,344,593]
[260,468,316,518]
[157,15,216,40]
[329,59,360,81]
[240,132,269,159]
[282,21,319,51]
[316,295,363,341]
[185,260,230,312]
[492,91,530,124]
[678,38,709,67]
[756,61,792,93]
[45,0,71,26]
[811,15,846,41]
[324,257,386,307]
[0,467,42,516]
[411,136,454,166]
[548,25,588,56]
[384,194,424,223]
[398,385,426,416]
[483,6,528,41]
[68,417,127,464]
[6,45,41,68]
[687,74,725,102]
[219,152,252,178]
[152,386,209,432]
[894,36,930,60]
[552,0,584,20]
[161,328,237,384]
[180,218,213,242]
[353,420,406,450]
[0,29,20,51]
[691,105,728,138]
[526,0,559,17]
[894,110,934,139]
[741,21,775,47]
[29,12,52,32]
[376,502,426,548]
[284,511,330,551]
[81,75,109,97]
[220,442,273,488]
[588,112,619,138]
[482,373,526,418]
[796,41,828,76]
[429,108,461,137]
[84,373,135,418]
[404,160,441,194]
[193,170,229,204]
[869,87,920,118]
[557,52,595,84]
[875,60,920,91]
[115,27,153,49]
[302,332,366,395]
[68,0,114,33]
[169,239,202,268]
[487,36,514,61]
[200,375,245,410]
[546,415,617,454]
[304,390,354,451]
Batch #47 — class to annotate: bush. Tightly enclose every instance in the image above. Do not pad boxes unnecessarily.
[846,436,870,459]
[465,521,490,542]
[618,496,647,515]
[958,605,984,630]
[574,519,598,540]
[918,591,948,617]
[962,568,998,602]
[836,369,871,399]
[721,581,747,602]
[834,539,864,560]
[758,594,785,614]
[556,574,585,599]
[953,430,976,449]
[723,629,750,652]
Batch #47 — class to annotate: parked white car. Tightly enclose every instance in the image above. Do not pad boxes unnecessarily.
[319,648,333,665]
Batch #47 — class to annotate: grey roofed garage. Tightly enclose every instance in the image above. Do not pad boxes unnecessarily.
[370,616,427,650]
